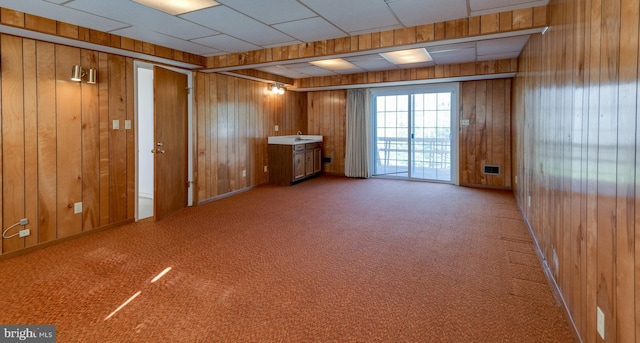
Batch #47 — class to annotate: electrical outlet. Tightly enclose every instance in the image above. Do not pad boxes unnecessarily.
[19,229,30,238]
[264,165,268,172]
[112,120,119,130]
[125,120,132,130]
[274,125,279,132]
[74,202,83,214]
[460,119,470,126]
[19,218,28,225]
[242,169,246,177]
[596,307,605,339]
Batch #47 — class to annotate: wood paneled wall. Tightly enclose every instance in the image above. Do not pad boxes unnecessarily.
[460,79,512,188]
[0,34,135,255]
[306,91,347,175]
[306,83,510,185]
[193,73,307,203]
[513,0,638,341]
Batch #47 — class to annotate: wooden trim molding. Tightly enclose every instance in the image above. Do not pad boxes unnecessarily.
[293,59,518,90]
[205,6,548,69]
[0,8,205,67]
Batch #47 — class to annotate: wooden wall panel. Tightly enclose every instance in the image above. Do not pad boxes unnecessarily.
[0,35,136,256]
[459,79,512,188]
[23,39,38,248]
[513,0,638,341]
[81,50,100,231]
[1,34,26,253]
[55,45,82,238]
[0,38,2,255]
[193,73,307,202]
[36,41,57,244]
[125,58,135,219]
[307,91,347,175]
[98,52,110,227]
[108,55,128,223]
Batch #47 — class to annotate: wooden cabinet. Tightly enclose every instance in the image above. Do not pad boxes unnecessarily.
[269,142,322,185]
[293,146,305,180]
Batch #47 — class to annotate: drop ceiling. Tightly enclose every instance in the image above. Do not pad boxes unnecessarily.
[0,0,547,80]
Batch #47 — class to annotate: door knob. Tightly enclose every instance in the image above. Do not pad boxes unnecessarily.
[156,142,164,146]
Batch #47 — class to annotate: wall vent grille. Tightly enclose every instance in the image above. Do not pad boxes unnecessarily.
[483,165,501,175]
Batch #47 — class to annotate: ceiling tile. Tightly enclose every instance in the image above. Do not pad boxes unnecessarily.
[0,0,128,32]
[191,34,261,53]
[299,0,398,34]
[348,24,405,36]
[429,47,476,65]
[477,36,529,56]
[273,17,345,42]
[219,0,316,25]
[66,0,220,40]
[255,66,311,79]
[111,27,220,55]
[180,6,295,46]
[387,0,468,27]
[469,0,548,15]
[345,54,398,71]
[477,51,520,61]
[288,65,338,77]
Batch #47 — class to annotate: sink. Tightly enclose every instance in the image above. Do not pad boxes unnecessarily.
[268,135,323,145]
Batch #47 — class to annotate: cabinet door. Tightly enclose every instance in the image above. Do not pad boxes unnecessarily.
[293,151,305,179]
[305,150,314,175]
[314,148,322,173]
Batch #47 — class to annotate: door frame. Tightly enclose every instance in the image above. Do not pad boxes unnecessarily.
[369,82,460,185]
[133,60,194,221]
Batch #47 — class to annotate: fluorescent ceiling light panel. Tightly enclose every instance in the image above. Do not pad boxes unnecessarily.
[132,0,220,15]
[309,59,358,71]
[380,48,432,64]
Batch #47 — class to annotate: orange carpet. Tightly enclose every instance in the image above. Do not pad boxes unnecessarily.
[0,176,575,342]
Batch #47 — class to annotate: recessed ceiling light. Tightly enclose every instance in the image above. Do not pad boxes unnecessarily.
[380,48,432,65]
[309,58,358,71]
[132,0,220,15]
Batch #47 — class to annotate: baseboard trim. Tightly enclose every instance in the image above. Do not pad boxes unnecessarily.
[197,184,261,205]
[517,200,583,343]
[0,219,135,261]
[459,182,512,191]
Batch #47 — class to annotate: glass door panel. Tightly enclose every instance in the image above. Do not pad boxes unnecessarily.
[374,95,409,177]
[411,92,452,181]
[373,87,455,183]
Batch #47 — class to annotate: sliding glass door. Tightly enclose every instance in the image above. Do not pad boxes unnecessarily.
[372,84,458,183]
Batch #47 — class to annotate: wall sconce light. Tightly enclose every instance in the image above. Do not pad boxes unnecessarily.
[270,83,285,95]
[71,65,97,84]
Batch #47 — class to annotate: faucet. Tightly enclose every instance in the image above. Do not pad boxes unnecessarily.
[297,131,303,136]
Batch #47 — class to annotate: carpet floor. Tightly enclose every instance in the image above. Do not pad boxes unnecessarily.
[0,176,575,342]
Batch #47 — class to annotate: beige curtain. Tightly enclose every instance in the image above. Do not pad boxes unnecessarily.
[345,89,371,178]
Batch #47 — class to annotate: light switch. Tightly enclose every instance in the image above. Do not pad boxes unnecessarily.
[112,120,120,130]
[274,125,279,132]
[125,120,132,130]
[460,119,470,126]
